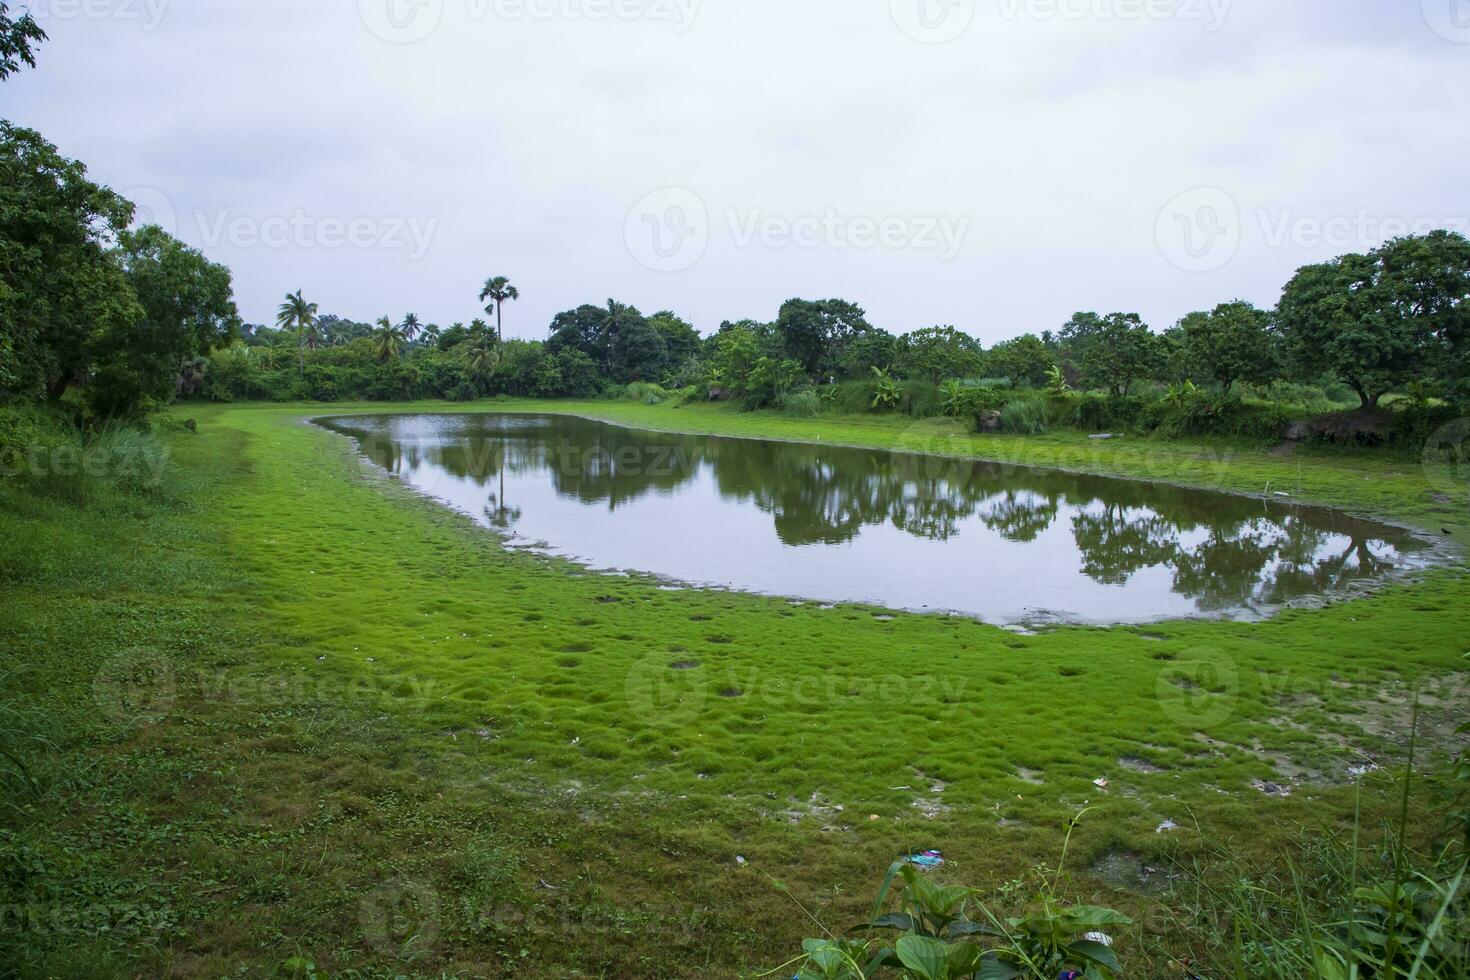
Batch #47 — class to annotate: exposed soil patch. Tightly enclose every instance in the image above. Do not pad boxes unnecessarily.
[1119,756,1167,775]
[1090,849,1175,896]
[777,791,848,827]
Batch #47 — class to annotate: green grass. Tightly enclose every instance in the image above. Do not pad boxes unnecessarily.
[2,398,1466,977]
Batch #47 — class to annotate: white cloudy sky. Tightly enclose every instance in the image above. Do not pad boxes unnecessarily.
[4,0,1468,341]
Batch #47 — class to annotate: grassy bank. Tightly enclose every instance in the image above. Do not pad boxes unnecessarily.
[2,398,1466,977]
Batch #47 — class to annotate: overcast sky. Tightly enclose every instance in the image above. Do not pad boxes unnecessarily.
[5,0,1468,341]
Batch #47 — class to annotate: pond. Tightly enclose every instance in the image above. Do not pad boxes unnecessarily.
[319,413,1438,625]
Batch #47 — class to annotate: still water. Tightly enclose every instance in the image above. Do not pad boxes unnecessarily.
[319,413,1436,625]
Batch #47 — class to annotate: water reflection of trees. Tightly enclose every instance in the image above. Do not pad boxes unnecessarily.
[330,415,1421,611]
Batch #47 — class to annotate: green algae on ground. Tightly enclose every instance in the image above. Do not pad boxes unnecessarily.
[1,398,1466,977]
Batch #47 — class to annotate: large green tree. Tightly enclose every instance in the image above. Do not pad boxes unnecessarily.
[1376,231,1470,398]
[1171,300,1276,393]
[1277,233,1470,408]
[648,310,701,368]
[838,328,898,379]
[986,333,1053,388]
[894,325,983,383]
[1074,313,1163,397]
[546,304,610,363]
[91,224,239,416]
[0,122,141,402]
[775,298,872,380]
[546,300,668,382]
[606,300,665,382]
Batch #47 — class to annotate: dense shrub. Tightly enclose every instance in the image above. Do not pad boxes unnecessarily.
[998,395,1049,434]
[1244,381,1349,415]
[826,379,877,415]
[0,408,168,506]
[897,379,943,418]
[1071,393,1148,432]
[1140,391,1292,440]
[777,389,822,417]
[1392,399,1459,449]
[623,381,673,405]
[941,384,1005,420]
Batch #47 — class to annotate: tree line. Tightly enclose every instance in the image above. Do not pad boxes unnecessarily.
[3,3,1467,430]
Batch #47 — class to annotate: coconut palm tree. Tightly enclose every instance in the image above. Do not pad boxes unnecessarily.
[400,313,421,346]
[275,290,318,378]
[464,337,500,379]
[373,316,407,363]
[422,323,441,348]
[478,276,519,343]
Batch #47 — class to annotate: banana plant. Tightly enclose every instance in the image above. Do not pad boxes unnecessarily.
[871,367,902,412]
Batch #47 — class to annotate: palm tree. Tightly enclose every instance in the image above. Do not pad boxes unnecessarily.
[275,290,318,378]
[464,338,500,379]
[373,316,407,363]
[400,313,421,346]
[422,323,441,348]
[478,276,519,343]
